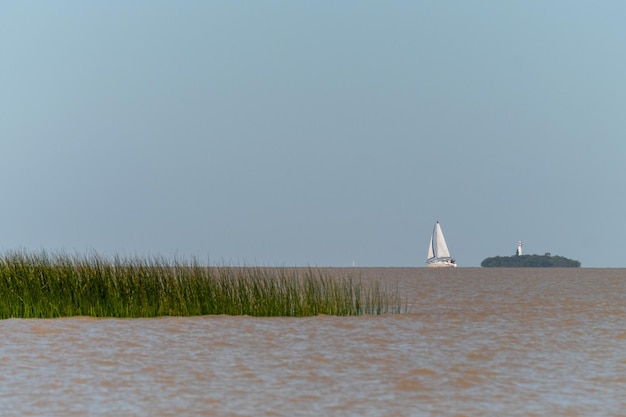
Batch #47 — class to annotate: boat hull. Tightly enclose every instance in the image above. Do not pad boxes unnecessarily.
[427,260,457,268]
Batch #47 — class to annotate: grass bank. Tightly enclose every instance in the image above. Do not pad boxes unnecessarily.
[0,251,402,319]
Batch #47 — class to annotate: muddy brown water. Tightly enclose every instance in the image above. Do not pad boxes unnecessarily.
[2,268,625,416]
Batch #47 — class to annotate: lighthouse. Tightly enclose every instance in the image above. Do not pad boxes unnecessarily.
[516,241,523,256]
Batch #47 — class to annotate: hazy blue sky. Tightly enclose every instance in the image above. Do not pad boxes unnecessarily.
[2,2,625,267]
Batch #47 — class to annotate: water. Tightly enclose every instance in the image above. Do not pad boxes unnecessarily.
[1,268,625,416]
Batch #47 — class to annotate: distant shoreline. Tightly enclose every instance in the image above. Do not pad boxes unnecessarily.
[481,254,581,267]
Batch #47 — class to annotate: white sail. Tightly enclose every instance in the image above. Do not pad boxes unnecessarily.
[427,236,434,260]
[434,222,451,259]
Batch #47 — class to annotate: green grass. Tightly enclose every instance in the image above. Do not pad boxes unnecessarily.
[0,251,402,319]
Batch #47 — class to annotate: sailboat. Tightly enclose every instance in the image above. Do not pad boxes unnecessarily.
[426,221,457,267]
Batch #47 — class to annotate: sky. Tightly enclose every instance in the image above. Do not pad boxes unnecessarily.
[1,1,625,267]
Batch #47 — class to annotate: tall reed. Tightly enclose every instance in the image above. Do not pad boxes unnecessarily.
[0,251,402,319]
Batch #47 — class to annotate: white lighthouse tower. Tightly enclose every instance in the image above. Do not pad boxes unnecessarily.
[516,241,523,256]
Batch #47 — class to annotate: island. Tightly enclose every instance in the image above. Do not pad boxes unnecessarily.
[481,241,581,267]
